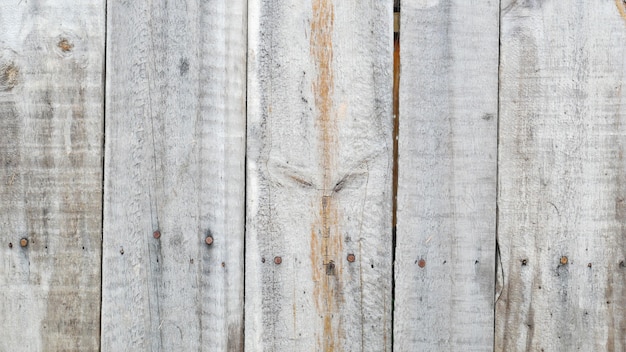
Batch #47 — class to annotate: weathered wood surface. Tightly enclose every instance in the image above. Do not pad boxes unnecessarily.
[0,2,105,351]
[497,1,626,350]
[394,1,499,351]
[246,1,393,351]
[101,0,246,350]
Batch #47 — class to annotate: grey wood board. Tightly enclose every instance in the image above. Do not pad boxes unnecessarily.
[245,0,394,351]
[394,1,499,351]
[0,1,105,351]
[101,1,246,350]
[497,0,626,350]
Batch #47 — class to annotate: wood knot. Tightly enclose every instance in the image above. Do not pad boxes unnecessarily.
[326,261,335,275]
[0,63,19,91]
[58,38,73,52]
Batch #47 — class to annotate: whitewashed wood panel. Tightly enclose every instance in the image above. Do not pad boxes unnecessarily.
[101,1,246,350]
[246,1,393,351]
[394,1,499,351]
[497,1,626,350]
[0,2,104,351]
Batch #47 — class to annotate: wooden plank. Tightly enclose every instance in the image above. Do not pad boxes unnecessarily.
[497,1,626,350]
[101,1,246,350]
[0,2,104,351]
[393,1,499,351]
[245,1,393,351]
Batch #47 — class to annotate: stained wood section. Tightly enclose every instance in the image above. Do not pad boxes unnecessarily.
[0,2,105,351]
[101,1,246,350]
[246,1,393,350]
[394,1,499,351]
[497,1,626,350]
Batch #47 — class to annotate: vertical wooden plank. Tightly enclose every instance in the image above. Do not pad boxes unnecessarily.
[0,2,104,351]
[497,1,626,350]
[394,1,499,351]
[101,0,246,350]
[246,1,393,351]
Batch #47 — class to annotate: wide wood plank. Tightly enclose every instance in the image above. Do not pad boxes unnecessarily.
[497,1,626,350]
[0,2,104,351]
[101,1,246,350]
[394,1,499,351]
[245,1,393,351]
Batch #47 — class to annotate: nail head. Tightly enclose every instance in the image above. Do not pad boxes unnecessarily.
[205,236,214,245]
[20,238,28,247]
[274,256,282,265]
[347,254,356,262]
[418,259,426,268]
[153,230,161,239]
[560,256,568,265]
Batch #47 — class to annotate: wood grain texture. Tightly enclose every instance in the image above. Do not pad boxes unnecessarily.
[394,1,499,351]
[0,1,104,351]
[101,1,246,350]
[497,1,626,351]
[245,0,393,351]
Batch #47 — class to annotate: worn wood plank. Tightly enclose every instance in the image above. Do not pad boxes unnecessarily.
[497,1,626,350]
[0,2,104,351]
[394,1,499,351]
[245,1,393,351]
[101,1,246,350]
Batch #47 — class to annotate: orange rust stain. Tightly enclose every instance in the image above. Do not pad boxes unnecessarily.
[617,0,626,21]
[310,0,343,350]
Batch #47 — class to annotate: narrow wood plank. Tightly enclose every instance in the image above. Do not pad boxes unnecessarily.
[394,1,499,351]
[0,2,104,351]
[245,1,393,351]
[497,1,626,350]
[101,1,246,350]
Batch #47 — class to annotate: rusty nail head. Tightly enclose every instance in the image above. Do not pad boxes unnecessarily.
[418,259,426,268]
[153,230,161,239]
[20,238,28,247]
[560,256,568,265]
[274,256,282,265]
[205,236,214,245]
[347,254,356,262]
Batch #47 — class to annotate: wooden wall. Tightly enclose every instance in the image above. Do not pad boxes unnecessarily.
[0,0,625,351]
